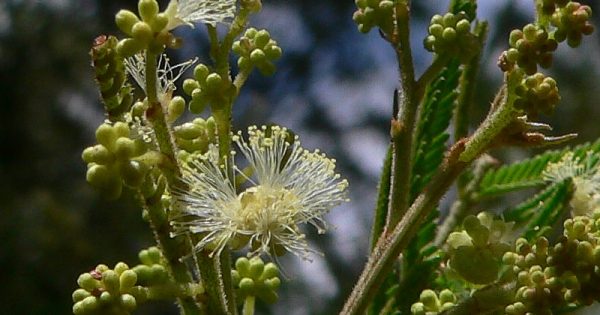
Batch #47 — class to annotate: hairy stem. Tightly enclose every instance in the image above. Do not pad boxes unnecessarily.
[137,192,202,315]
[386,0,417,233]
[342,141,469,314]
[143,51,204,314]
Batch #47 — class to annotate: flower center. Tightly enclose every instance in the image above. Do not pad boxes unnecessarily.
[236,185,300,230]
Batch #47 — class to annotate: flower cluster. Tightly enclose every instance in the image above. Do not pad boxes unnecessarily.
[171,125,349,260]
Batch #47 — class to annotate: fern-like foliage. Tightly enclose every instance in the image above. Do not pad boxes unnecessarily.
[476,139,600,199]
[410,61,460,201]
[503,180,572,240]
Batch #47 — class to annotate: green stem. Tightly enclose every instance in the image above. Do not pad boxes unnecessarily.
[137,192,202,315]
[243,296,256,315]
[197,251,233,315]
[386,0,417,233]
[143,51,203,315]
[341,142,469,315]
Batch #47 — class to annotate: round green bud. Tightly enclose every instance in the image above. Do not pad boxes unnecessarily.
[264,277,281,290]
[232,41,243,54]
[78,273,99,291]
[115,10,140,35]
[428,24,444,37]
[455,19,471,34]
[431,14,443,25]
[194,64,210,82]
[262,263,279,279]
[120,294,137,311]
[72,288,91,302]
[205,73,223,90]
[245,28,258,38]
[183,79,200,95]
[236,257,251,275]
[133,265,153,284]
[114,122,130,137]
[439,289,456,304]
[96,264,110,273]
[138,0,159,22]
[232,270,241,284]
[99,291,113,304]
[241,0,262,13]
[117,38,144,57]
[96,124,117,149]
[120,270,138,291]
[379,0,393,10]
[72,301,84,315]
[249,258,265,279]
[146,247,162,263]
[121,160,147,187]
[419,289,439,309]
[150,264,169,283]
[114,262,129,275]
[442,13,457,26]
[103,270,120,294]
[151,13,169,32]
[132,21,154,44]
[82,145,113,165]
[167,96,186,123]
[81,296,99,312]
[250,49,266,63]
[442,27,457,41]
[238,56,251,70]
[174,122,203,139]
[239,277,255,293]
[254,30,271,48]
[264,45,282,60]
[114,137,136,159]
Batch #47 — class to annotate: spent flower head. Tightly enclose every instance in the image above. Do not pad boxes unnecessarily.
[171,125,349,260]
[125,53,197,103]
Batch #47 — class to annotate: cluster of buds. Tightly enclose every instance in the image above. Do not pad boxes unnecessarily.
[233,28,282,76]
[500,1,593,73]
[173,117,217,155]
[131,247,171,286]
[73,263,145,315]
[231,257,281,304]
[446,212,513,284]
[424,13,479,63]
[552,2,594,47]
[115,0,180,56]
[514,73,560,117]
[499,24,557,75]
[352,0,394,34]
[501,211,600,314]
[410,289,457,315]
[182,64,233,114]
[82,122,149,199]
[91,36,133,118]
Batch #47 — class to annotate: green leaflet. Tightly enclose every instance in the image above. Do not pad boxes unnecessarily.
[503,180,572,240]
[477,139,600,199]
[370,144,393,251]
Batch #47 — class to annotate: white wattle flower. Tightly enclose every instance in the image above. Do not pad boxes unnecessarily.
[171,125,349,260]
[543,152,600,216]
[165,0,237,29]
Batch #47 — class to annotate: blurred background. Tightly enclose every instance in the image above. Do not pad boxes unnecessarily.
[1,0,599,314]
